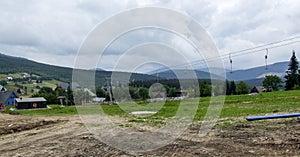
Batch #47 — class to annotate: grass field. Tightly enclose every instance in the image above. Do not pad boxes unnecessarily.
[2,90,300,156]
[10,90,300,127]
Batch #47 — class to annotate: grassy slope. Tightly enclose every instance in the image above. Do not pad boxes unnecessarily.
[0,73,62,97]
[13,90,300,121]
[0,53,73,82]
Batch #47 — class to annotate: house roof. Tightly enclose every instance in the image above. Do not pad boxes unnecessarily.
[255,86,266,93]
[15,97,47,103]
[0,85,5,91]
[58,82,80,90]
[83,88,96,97]
[0,90,18,103]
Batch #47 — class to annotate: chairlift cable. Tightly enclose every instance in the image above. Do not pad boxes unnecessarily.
[153,38,300,73]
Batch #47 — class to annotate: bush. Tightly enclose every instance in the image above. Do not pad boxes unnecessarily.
[236,81,249,95]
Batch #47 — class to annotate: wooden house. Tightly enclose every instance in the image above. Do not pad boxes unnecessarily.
[15,97,47,109]
[174,90,188,97]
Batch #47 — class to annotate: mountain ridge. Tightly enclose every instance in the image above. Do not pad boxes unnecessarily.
[0,53,290,86]
[0,53,157,85]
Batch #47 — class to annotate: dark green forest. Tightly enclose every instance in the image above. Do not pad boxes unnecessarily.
[0,53,73,82]
[0,53,157,85]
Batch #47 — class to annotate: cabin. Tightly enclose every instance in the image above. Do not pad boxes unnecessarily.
[0,90,19,110]
[22,73,31,78]
[148,92,166,102]
[17,88,26,95]
[93,97,105,103]
[174,90,188,97]
[15,97,47,109]
[153,91,166,98]
[0,85,6,92]
[7,77,13,81]
[57,82,80,91]
[250,86,259,94]
[250,86,267,94]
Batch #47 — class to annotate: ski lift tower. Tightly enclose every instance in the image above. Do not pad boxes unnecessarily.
[57,96,66,108]
[104,77,113,104]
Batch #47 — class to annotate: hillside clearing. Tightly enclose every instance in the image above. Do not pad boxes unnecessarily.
[0,114,299,156]
[1,90,300,156]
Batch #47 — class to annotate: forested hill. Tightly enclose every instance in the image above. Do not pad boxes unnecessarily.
[0,53,157,84]
[0,53,73,82]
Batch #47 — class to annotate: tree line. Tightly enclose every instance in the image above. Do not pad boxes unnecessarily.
[92,79,252,102]
[32,86,74,105]
[29,51,300,104]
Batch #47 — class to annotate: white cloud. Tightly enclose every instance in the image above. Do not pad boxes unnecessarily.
[0,0,300,71]
[208,0,300,69]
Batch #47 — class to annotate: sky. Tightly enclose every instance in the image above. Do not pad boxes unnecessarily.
[1,0,300,73]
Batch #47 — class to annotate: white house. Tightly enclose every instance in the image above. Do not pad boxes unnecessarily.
[7,77,13,81]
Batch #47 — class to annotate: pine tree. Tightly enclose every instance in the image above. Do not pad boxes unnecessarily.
[67,86,74,105]
[226,80,236,95]
[230,81,237,95]
[226,80,231,95]
[285,50,299,90]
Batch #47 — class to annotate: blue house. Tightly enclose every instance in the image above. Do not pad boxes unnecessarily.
[0,90,19,110]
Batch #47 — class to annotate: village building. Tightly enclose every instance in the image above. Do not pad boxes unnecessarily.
[250,86,267,94]
[17,88,26,95]
[6,77,13,81]
[148,91,166,102]
[0,85,6,92]
[22,72,31,78]
[57,82,80,91]
[0,90,19,110]
[92,97,105,103]
[250,86,259,94]
[15,97,47,109]
[174,90,188,97]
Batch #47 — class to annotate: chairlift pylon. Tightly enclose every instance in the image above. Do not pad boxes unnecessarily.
[229,53,233,73]
[265,48,269,70]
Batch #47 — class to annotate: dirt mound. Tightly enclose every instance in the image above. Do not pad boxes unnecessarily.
[214,119,300,156]
[0,114,299,156]
[0,119,65,135]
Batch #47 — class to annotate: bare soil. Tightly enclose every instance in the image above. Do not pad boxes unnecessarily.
[0,113,299,157]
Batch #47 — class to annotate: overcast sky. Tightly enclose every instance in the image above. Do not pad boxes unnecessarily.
[1,0,300,72]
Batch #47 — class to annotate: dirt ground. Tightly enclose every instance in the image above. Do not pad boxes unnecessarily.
[0,113,299,157]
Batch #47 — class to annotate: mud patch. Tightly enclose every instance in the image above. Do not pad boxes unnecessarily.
[0,119,65,135]
[0,114,299,156]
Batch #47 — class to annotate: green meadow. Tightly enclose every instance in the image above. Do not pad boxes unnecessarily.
[10,90,300,126]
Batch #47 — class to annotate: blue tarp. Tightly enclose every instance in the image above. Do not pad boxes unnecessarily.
[247,113,300,121]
